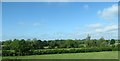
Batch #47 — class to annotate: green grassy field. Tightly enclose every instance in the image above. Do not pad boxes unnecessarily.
[3,51,118,59]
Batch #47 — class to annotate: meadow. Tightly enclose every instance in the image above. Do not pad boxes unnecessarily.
[3,51,118,59]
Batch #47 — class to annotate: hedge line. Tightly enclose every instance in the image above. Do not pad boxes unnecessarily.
[2,47,118,56]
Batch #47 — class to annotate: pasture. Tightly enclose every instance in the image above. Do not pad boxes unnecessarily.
[3,51,118,59]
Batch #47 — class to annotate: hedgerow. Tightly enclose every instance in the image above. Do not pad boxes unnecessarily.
[2,46,118,56]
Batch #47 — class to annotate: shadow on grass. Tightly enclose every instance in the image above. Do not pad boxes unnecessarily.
[1,59,119,61]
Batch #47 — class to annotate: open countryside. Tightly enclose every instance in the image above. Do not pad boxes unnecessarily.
[2,2,119,60]
[3,51,118,59]
[2,35,119,59]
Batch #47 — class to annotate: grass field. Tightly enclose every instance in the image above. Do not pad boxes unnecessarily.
[3,51,118,59]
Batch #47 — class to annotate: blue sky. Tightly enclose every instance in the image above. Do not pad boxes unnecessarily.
[2,0,119,2]
[2,2,118,40]
[0,2,2,41]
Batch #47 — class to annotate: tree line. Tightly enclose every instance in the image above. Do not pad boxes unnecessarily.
[2,38,119,56]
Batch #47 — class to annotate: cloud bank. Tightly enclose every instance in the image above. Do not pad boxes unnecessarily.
[98,4,118,21]
[95,25,118,33]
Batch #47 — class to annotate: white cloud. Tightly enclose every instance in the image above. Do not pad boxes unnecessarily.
[87,24,118,39]
[95,25,118,33]
[104,25,118,31]
[88,23,118,33]
[88,23,102,29]
[98,4,118,21]
[83,4,89,9]
[18,22,41,27]
[33,23,40,26]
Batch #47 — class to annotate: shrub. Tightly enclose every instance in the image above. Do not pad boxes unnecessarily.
[2,47,118,56]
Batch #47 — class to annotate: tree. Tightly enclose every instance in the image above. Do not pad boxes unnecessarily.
[12,39,33,55]
[10,39,19,50]
[2,40,12,50]
[110,39,115,45]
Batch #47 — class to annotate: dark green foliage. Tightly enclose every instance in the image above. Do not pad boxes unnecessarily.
[110,39,115,45]
[2,38,118,56]
[2,47,117,56]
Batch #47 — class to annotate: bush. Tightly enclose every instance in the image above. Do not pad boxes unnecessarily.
[100,47,112,51]
[2,47,118,56]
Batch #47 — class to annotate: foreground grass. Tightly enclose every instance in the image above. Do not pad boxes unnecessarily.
[3,51,118,59]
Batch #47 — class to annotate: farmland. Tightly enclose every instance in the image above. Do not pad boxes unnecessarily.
[3,51,118,59]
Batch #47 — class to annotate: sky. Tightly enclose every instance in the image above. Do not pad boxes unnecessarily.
[2,0,119,2]
[0,2,2,41]
[2,2,118,40]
